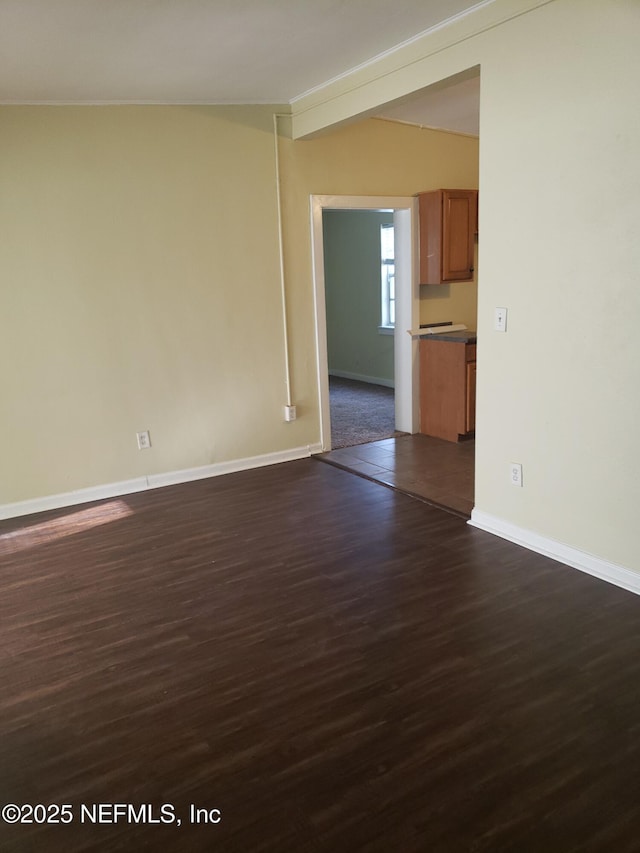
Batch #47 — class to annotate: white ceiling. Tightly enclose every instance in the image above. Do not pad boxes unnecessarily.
[0,0,482,134]
[375,73,480,136]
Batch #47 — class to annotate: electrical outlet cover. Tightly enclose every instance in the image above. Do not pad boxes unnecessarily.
[136,430,151,450]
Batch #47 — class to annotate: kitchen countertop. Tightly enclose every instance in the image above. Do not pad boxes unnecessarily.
[421,330,477,344]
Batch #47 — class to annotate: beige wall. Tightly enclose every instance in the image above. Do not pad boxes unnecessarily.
[0,106,477,509]
[292,0,640,572]
[420,248,478,330]
[476,0,640,572]
[0,105,292,503]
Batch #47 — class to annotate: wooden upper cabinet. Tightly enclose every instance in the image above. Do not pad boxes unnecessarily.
[418,189,478,285]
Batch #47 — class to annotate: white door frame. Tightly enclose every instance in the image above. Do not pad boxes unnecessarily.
[310,194,420,451]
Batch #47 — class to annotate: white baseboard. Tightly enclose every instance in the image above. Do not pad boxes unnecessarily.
[329,370,395,389]
[469,509,640,596]
[0,444,324,522]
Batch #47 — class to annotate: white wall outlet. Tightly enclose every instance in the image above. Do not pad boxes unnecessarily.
[136,430,151,450]
[510,462,523,487]
[284,405,297,423]
[494,307,508,332]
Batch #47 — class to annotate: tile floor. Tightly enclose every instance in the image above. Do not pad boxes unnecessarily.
[317,433,475,517]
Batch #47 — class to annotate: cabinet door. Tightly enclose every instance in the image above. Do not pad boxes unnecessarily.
[420,339,468,442]
[442,190,477,282]
[418,190,443,285]
[465,361,477,433]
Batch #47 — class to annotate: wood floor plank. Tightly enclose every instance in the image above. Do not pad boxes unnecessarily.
[0,459,639,851]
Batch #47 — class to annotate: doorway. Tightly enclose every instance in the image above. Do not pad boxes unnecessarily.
[322,208,396,448]
[311,195,475,518]
[310,195,419,452]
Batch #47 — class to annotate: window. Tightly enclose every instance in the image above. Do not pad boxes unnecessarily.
[380,223,395,332]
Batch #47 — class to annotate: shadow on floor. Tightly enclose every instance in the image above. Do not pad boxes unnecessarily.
[317,433,475,518]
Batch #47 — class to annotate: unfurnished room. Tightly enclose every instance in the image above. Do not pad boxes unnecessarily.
[1,1,639,851]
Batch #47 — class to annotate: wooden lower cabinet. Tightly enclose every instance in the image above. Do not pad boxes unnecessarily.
[420,338,476,442]
[465,361,476,433]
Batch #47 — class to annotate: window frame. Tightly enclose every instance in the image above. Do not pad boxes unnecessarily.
[379,223,395,334]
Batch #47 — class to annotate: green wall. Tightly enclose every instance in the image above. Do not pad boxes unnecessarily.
[323,210,394,386]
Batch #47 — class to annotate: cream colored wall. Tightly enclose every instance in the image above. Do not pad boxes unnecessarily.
[0,106,478,509]
[0,105,295,504]
[476,0,640,572]
[291,0,640,572]
[420,246,478,329]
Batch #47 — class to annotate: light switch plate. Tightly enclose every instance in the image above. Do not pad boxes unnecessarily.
[494,307,508,332]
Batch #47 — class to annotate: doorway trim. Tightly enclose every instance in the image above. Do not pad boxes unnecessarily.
[310,195,419,451]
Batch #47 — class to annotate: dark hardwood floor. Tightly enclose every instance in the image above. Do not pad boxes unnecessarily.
[319,434,475,517]
[1,459,640,852]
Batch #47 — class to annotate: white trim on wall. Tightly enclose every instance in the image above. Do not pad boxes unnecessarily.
[0,444,323,521]
[329,370,395,389]
[469,509,640,597]
[310,194,419,451]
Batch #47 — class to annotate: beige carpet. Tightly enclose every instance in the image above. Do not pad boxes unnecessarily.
[329,376,402,448]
